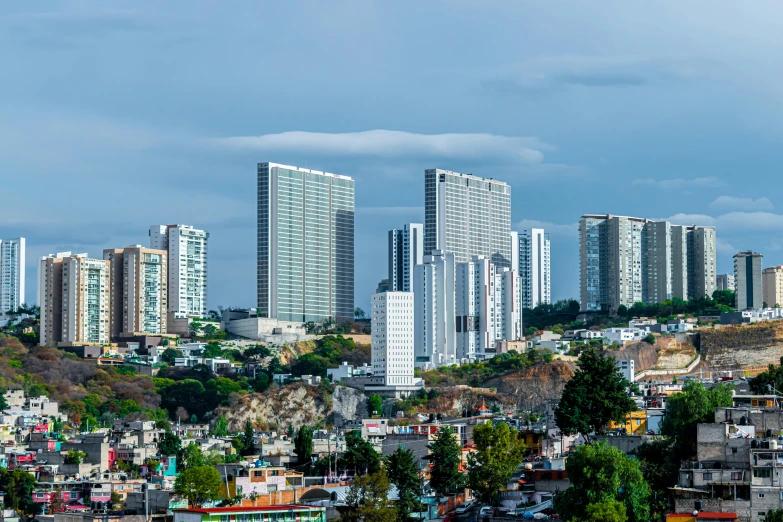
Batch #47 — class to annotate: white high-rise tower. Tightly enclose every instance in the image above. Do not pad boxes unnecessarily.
[0,238,25,316]
[150,225,208,318]
[519,229,551,308]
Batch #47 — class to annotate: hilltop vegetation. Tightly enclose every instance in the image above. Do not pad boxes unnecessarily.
[419,350,554,388]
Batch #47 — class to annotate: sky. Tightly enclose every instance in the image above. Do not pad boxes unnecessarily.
[4,1,783,312]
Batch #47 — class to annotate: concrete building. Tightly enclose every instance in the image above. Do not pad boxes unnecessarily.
[616,359,635,383]
[717,273,736,292]
[762,266,783,309]
[519,228,551,308]
[368,292,416,396]
[579,215,716,311]
[424,169,512,267]
[414,251,456,368]
[39,252,111,346]
[257,162,354,323]
[150,224,208,318]
[0,238,25,317]
[455,256,522,361]
[734,251,763,310]
[103,246,168,337]
[388,223,423,292]
[221,308,306,341]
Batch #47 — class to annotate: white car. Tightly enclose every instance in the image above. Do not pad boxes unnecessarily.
[478,506,492,516]
[455,502,473,514]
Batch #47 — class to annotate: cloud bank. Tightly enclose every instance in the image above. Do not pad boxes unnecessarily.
[709,195,774,211]
[207,130,550,164]
[633,177,722,191]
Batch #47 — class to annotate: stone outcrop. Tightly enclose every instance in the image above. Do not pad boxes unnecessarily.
[701,323,783,372]
[214,384,329,432]
[329,385,367,427]
[485,361,575,412]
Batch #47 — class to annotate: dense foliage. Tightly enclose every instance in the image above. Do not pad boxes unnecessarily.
[555,442,650,522]
[289,335,370,377]
[174,465,223,507]
[384,447,422,522]
[555,349,636,442]
[468,422,527,505]
[426,426,463,497]
[342,470,397,522]
[420,350,553,387]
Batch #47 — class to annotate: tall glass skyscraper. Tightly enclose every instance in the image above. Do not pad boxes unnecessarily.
[424,169,511,267]
[257,162,355,323]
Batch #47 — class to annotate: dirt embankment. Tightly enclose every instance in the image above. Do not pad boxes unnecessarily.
[604,342,658,371]
[701,322,783,372]
[484,361,575,412]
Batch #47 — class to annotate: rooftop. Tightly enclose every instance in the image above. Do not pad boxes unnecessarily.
[175,506,323,514]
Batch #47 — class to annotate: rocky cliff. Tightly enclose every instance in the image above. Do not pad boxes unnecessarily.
[701,323,783,372]
[484,361,575,412]
[329,385,367,427]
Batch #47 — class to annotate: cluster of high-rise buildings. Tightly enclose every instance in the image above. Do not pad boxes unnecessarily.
[37,225,208,346]
[578,214,717,312]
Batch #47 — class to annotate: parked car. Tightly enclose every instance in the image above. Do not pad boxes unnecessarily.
[456,502,473,514]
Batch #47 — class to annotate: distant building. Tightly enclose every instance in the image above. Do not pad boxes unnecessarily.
[519,228,551,308]
[763,266,783,309]
[579,214,716,312]
[103,245,168,337]
[616,359,635,383]
[716,273,735,292]
[734,251,763,310]
[368,292,416,396]
[414,251,457,368]
[39,252,111,346]
[257,162,354,323]
[0,237,25,317]
[424,169,512,267]
[150,224,208,318]
[376,278,390,293]
[388,223,423,292]
[173,506,326,522]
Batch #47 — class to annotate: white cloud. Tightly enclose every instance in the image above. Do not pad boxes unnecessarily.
[632,177,723,190]
[206,130,550,164]
[709,195,774,211]
[661,213,716,226]
[716,238,736,254]
[515,219,577,237]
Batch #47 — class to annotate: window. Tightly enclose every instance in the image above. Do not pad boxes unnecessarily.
[759,493,766,498]
[731,472,742,480]
[754,469,772,478]
[703,472,713,480]
[732,447,738,454]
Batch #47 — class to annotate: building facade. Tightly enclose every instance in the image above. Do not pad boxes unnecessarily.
[150,224,208,318]
[519,228,551,308]
[257,162,354,323]
[735,251,763,310]
[717,273,736,292]
[388,223,423,292]
[0,238,25,317]
[579,214,717,312]
[424,169,512,267]
[414,251,456,368]
[39,253,111,346]
[762,266,783,309]
[371,292,415,388]
[104,246,168,337]
[455,256,522,361]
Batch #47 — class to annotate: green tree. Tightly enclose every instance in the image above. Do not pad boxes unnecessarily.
[160,347,182,364]
[241,420,255,455]
[468,422,526,505]
[765,510,783,522]
[555,348,636,442]
[203,341,222,358]
[0,468,38,517]
[203,324,218,339]
[555,442,650,522]
[174,465,223,507]
[180,443,206,469]
[159,430,182,456]
[644,333,656,344]
[213,415,229,437]
[426,426,462,497]
[0,390,8,411]
[354,307,366,320]
[342,470,397,522]
[189,319,203,338]
[660,381,734,461]
[342,431,381,475]
[295,425,314,471]
[64,450,87,464]
[384,447,422,522]
[576,499,627,522]
[368,394,383,416]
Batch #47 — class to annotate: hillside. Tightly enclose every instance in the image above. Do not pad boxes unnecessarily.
[700,322,783,372]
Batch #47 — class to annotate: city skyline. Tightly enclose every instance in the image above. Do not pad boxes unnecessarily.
[5,2,783,311]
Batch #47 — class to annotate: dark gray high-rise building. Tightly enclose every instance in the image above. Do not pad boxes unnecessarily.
[257,162,355,323]
[734,251,763,310]
[388,223,423,292]
[424,169,511,267]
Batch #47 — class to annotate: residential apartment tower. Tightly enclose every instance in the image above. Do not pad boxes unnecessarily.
[388,223,423,292]
[519,229,551,308]
[734,251,763,310]
[150,225,208,319]
[0,238,25,316]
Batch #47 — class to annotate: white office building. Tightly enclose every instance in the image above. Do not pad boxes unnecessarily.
[370,292,415,392]
[257,162,354,323]
[388,223,423,292]
[455,256,522,361]
[414,251,457,368]
[519,229,551,308]
[424,169,512,267]
[616,359,635,383]
[0,238,25,317]
[150,224,208,318]
[39,252,111,346]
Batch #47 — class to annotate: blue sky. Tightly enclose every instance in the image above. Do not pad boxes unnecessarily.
[3,1,783,311]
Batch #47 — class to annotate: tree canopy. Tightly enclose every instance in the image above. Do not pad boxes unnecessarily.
[426,426,463,497]
[555,348,636,442]
[468,422,526,505]
[555,442,650,522]
[295,425,314,471]
[385,447,422,522]
[342,470,397,522]
[174,465,223,507]
[342,430,381,475]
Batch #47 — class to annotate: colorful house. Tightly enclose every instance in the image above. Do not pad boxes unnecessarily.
[608,410,647,435]
[173,505,326,522]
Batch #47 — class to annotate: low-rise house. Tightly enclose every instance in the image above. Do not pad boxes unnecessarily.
[173,506,326,522]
